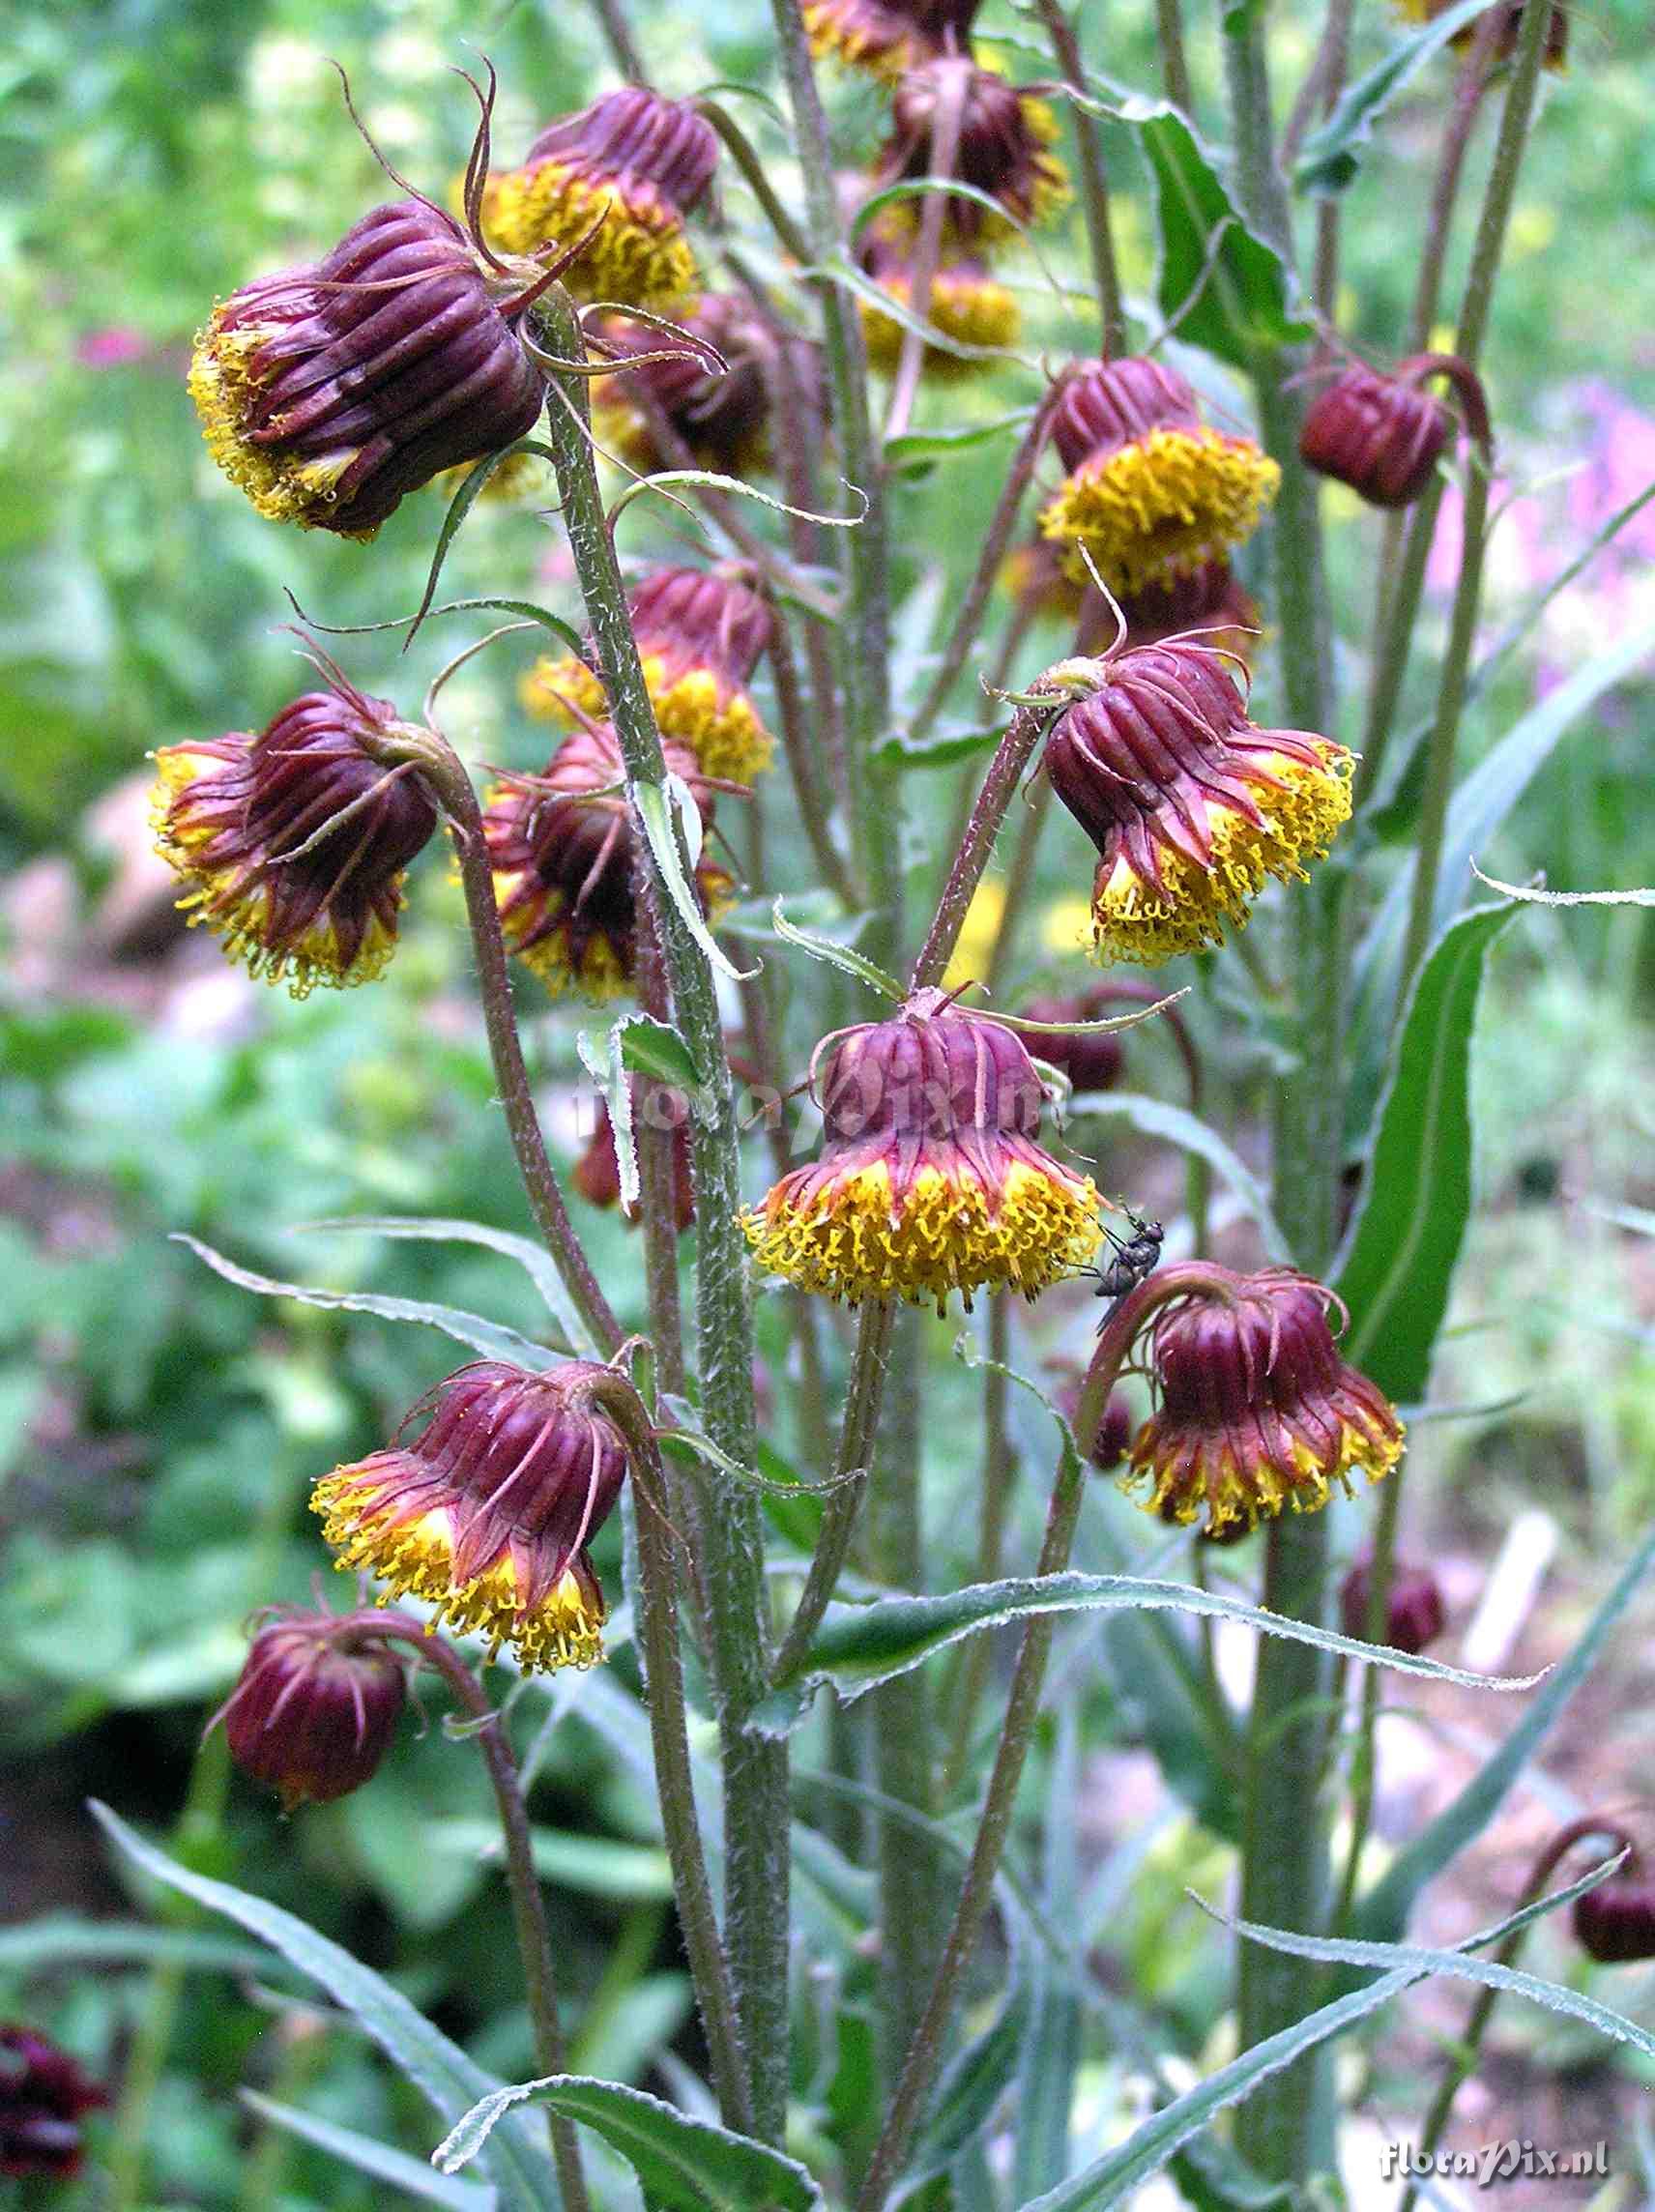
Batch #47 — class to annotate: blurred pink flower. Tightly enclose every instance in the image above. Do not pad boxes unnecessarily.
[75,327,149,369]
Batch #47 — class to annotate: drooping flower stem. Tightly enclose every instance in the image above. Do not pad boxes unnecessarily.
[363,726,620,1355]
[912,693,1067,990]
[532,284,789,2141]
[1402,0,1552,991]
[1221,10,1343,2185]
[578,1378,757,2136]
[341,1614,590,2212]
[903,379,1073,756]
[857,1269,1226,2207]
[1033,0,1125,353]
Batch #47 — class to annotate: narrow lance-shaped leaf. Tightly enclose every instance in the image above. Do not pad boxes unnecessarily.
[1293,0,1497,194]
[633,777,756,985]
[296,1215,591,1354]
[754,1571,1541,1737]
[174,1236,560,1369]
[1352,1515,1655,1955]
[241,2092,497,2212]
[770,896,905,998]
[91,1805,553,2212]
[1471,864,1655,909]
[1331,902,1516,1404]
[434,2075,821,2211]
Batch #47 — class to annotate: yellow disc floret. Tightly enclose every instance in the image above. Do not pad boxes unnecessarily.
[742,1154,1101,1314]
[859,264,1022,378]
[1040,428,1281,597]
[479,164,699,311]
[519,654,775,784]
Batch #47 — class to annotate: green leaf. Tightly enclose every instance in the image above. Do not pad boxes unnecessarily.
[1119,105,1313,368]
[576,1026,641,1215]
[908,1946,1031,2187]
[757,1572,1538,1736]
[1348,615,1655,1138]
[1470,864,1655,909]
[241,2092,497,2211]
[634,778,757,984]
[1353,1517,1655,1953]
[1332,902,1515,1405]
[1069,1092,1289,1260]
[1026,1862,1611,2212]
[1292,0,1496,193]
[427,1820,674,1903]
[0,1916,277,1979]
[719,888,865,943]
[91,1805,554,2212]
[434,2076,822,2211]
[1014,1705,1082,2200]
[296,1217,592,1355]
[1214,1876,1655,2062]
[885,411,1034,472]
[770,898,905,999]
[173,1237,558,1369]
[615,1013,702,1090]
[871,717,1008,771]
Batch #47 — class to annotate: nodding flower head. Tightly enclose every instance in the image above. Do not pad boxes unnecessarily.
[857,229,1020,378]
[804,0,983,78]
[522,566,776,784]
[1040,359,1280,597]
[572,1080,696,1232]
[590,293,808,474]
[312,1361,628,1672]
[1042,639,1353,965]
[481,722,730,1001]
[1118,561,1261,661]
[1338,1554,1447,1655]
[1574,1844,1655,1964]
[151,680,439,997]
[214,1609,406,1808]
[1299,355,1488,509]
[1121,1268,1405,1536]
[741,987,1101,1313]
[479,89,716,309]
[0,2026,108,2181]
[1393,0,1568,68]
[189,200,547,538]
[877,60,1068,249]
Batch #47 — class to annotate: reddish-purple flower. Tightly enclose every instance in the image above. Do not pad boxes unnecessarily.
[1122,1269,1405,1536]
[190,200,546,537]
[1574,1851,1655,1964]
[804,0,982,78]
[312,1361,630,1672]
[1339,1555,1447,1654]
[1299,356,1488,509]
[151,679,439,996]
[875,59,1068,249]
[742,987,1101,1311]
[0,2025,107,2180]
[214,1609,407,1808]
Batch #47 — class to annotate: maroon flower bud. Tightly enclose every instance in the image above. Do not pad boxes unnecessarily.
[805,0,983,78]
[1298,357,1488,509]
[743,988,1101,1311]
[1122,1268,1406,1535]
[480,90,717,308]
[877,60,1068,248]
[591,293,816,477]
[572,1083,696,1232]
[1338,1554,1447,1654]
[1041,359,1279,597]
[312,1360,630,1672]
[151,679,439,996]
[522,565,776,784]
[1117,562,1261,661]
[190,201,546,538]
[1019,995,1125,1093]
[482,722,731,1001]
[1574,1855,1655,1964]
[1059,1384,1133,1470]
[214,1610,406,1808]
[0,2026,108,2180]
[1042,640,1352,964]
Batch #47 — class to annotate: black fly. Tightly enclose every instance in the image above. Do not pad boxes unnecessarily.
[1088,1205,1163,1329]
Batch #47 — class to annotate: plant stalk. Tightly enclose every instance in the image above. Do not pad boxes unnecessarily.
[1034,0,1125,353]
[534,287,790,2140]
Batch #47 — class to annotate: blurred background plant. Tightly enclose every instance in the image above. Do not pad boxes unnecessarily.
[3,0,1654,2206]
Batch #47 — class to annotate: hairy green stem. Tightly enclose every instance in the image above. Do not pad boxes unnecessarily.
[857,1270,1215,2205]
[942,1297,1015,1792]
[534,288,789,2140]
[1034,0,1125,352]
[405,735,622,1353]
[581,1382,756,2134]
[587,0,647,80]
[1222,9,1343,2186]
[347,1615,591,2210]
